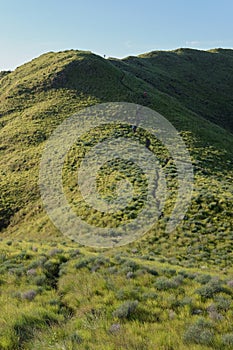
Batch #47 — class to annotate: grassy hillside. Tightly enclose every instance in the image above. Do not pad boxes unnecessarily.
[0,48,233,349]
[110,48,233,133]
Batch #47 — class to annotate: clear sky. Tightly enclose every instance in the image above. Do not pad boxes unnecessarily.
[1,0,233,70]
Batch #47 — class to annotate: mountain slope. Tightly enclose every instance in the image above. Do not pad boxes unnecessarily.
[0,49,232,255]
[0,48,233,350]
[110,48,233,133]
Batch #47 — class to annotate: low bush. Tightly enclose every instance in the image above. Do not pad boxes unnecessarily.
[195,274,212,284]
[222,333,233,346]
[195,280,228,299]
[183,318,215,346]
[21,290,37,301]
[154,277,179,290]
[113,300,139,319]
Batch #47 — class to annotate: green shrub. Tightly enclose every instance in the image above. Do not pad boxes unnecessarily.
[75,258,90,269]
[28,257,47,269]
[49,248,64,256]
[146,268,159,276]
[33,274,47,286]
[21,290,37,301]
[195,274,212,284]
[183,318,214,346]
[161,267,177,277]
[222,333,233,346]
[109,323,121,333]
[107,266,118,274]
[26,268,37,276]
[116,287,141,301]
[113,300,139,319]
[172,275,184,286]
[121,260,140,272]
[195,280,228,299]
[8,266,25,277]
[178,270,195,279]
[69,249,81,257]
[214,296,231,311]
[154,277,179,290]
[180,296,193,306]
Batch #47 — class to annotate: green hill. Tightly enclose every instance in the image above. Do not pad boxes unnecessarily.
[0,49,233,349]
[110,48,233,133]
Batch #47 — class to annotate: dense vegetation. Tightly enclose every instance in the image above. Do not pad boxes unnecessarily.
[0,48,233,349]
[111,48,233,133]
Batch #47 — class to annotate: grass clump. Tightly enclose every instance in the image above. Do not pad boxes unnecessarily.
[112,300,139,319]
[154,276,179,290]
[195,279,230,299]
[183,318,215,346]
[222,333,233,347]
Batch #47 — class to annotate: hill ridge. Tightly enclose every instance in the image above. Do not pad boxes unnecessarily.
[0,48,232,261]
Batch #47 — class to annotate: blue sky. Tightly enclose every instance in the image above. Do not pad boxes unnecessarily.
[1,0,233,70]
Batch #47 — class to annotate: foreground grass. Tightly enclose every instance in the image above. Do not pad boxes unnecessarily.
[0,239,233,349]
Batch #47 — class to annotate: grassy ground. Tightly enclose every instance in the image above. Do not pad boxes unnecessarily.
[0,239,233,349]
[0,49,233,349]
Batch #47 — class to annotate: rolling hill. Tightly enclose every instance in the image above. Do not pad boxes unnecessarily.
[0,48,233,349]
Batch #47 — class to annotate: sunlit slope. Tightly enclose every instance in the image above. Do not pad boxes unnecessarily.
[0,49,232,266]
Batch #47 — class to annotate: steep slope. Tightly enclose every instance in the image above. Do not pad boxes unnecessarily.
[110,48,233,133]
